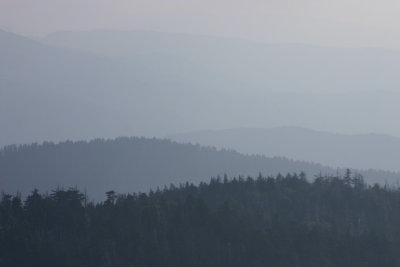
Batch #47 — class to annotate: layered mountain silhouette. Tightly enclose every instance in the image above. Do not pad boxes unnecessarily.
[169,127,400,172]
[1,137,399,201]
[2,29,400,148]
[42,30,400,93]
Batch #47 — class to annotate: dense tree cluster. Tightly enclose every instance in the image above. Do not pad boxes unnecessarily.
[1,172,400,266]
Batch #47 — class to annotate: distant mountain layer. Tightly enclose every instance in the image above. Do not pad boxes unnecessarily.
[42,30,400,93]
[0,137,398,200]
[2,29,400,148]
[168,127,400,172]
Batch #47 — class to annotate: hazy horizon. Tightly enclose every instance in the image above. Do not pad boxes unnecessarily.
[2,28,400,156]
[2,0,400,50]
[1,1,400,181]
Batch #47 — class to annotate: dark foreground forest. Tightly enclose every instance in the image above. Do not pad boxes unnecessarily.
[1,172,400,266]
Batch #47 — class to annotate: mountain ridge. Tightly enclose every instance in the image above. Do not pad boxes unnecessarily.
[3,29,400,147]
[1,136,399,201]
[168,127,400,172]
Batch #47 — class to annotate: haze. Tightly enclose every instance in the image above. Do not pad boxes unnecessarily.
[1,0,400,191]
[3,2,400,265]
[2,0,400,49]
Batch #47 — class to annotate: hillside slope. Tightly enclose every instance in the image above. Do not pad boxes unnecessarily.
[1,137,398,200]
[168,127,400,172]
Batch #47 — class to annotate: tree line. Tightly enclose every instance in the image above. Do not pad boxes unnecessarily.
[2,137,399,201]
[1,172,400,266]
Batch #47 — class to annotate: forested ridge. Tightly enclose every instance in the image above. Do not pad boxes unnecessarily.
[1,172,400,266]
[1,137,399,200]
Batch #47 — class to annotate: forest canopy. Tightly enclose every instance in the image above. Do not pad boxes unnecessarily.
[1,172,399,266]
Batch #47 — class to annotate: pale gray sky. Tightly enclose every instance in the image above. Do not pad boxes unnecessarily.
[2,0,400,48]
